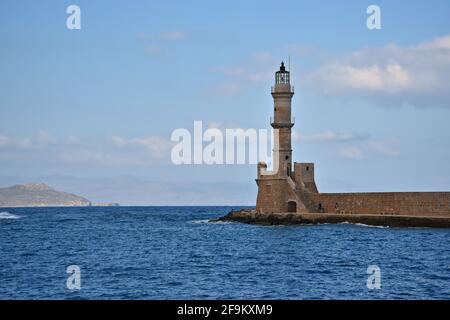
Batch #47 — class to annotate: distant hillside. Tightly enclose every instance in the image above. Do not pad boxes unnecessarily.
[0,183,91,207]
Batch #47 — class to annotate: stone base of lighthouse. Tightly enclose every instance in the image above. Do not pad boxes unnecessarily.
[255,160,450,218]
[256,162,319,214]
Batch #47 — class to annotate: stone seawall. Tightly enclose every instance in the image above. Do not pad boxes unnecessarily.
[312,192,450,217]
[215,209,450,228]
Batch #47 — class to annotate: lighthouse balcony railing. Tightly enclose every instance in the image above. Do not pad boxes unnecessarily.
[270,116,295,126]
[271,85,294,93]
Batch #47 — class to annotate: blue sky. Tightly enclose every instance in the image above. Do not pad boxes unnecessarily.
[1,0,450,204]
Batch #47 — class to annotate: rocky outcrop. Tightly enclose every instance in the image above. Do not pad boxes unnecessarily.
[214,209,450,228]
[0,183,91,207]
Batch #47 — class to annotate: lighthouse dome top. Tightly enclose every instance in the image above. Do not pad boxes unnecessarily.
[275,61,290,84]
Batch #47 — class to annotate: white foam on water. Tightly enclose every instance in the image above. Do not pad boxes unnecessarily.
[340,221,389,229]
[188,219,211,224]
[188,219,233,225]
[0,211,21,220]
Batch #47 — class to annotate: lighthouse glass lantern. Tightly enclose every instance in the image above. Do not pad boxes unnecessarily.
[275,61,290,84]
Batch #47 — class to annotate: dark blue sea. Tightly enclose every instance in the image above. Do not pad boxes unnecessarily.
[0,206,449,299]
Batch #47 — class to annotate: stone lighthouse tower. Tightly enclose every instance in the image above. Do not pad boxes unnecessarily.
[255,62,297,213]
[271,61,294,177]
[256,62,318,214]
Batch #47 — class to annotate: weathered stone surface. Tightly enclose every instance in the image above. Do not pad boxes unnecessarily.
[312,192,450,217]
[215,209,450,228]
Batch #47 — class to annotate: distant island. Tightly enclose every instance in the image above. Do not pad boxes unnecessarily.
[0,183,119,208]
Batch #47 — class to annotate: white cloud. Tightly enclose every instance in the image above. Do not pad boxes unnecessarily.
[57,150,122,165]
[66,136,82,145]
[0,131,57,149]
[0,135,34,149]
[338,140,400,160]
[158,31,187,41]
[338,146,365,160]
[247,71,272,83]
[138,31,188,56]
[111,136,173,159]
[294,130,399,160]
[253,52,273,63]
[336,140,400,160]
[417,35,450,50]
[317,64,410,93]
[213,83,243,97]
[144,44,162,54]
[211,52,277,96]
[303,35,450,107]
[367,140,400,157]
[0,132,174,167]
[292,130,367,142]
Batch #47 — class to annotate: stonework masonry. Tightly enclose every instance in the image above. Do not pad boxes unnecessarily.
[255,62,450,217]
[312,192,450,217]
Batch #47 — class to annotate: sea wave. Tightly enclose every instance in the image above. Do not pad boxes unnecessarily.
[188,219,233,224]
[0,212,21,220]
[188,219,211,224]
[340,221,389,229]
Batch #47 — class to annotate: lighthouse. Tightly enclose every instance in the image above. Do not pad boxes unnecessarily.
[256,62,318,214]
[228,63,450,222]
[271,61,294,178]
